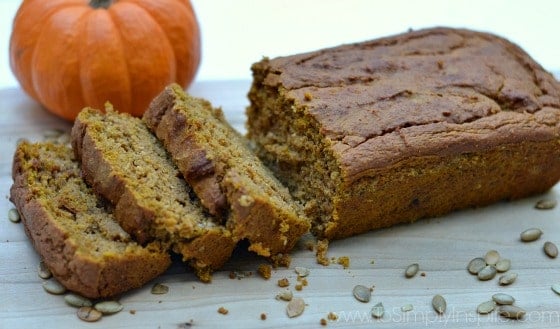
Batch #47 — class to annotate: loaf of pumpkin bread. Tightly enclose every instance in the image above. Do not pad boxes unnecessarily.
[247,27,560,240]
[10,142,170,298]
[144,84,310,258]
[71,107,236,281]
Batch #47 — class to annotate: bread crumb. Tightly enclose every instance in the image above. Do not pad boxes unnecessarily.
[421,272,426,277]
[320,318,328,326]
[328,312,338,321]
[295,284,303,291]
[271,253,292,268]
[217,307,229,315]
[304,92,313,101]
[316,239,330,266]
[278,278,290,287]
[337,256,350,269]
[260,313,267,320]
[129,309,136,315]
[258,264,272,279]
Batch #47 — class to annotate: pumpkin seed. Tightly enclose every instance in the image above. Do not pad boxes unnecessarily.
[94,301,123,314]
[498,305,526,320]
[477,300,496,314]
[551,284,560,295]
[401,304,413,312]
[535,199,557,210]
[492,293,515,305]
[65,294,93,308]
[352,285,372,303]
[43,128,64,139]
[371,302,384,319]
[520,228,543,242]
[42,279,66,295]
[8,208,20,223]
[498,272,518,286]
[467,257,486,274]
[544,241,558,258]
[405,263,419,278]
[56,133,71,145]
[37,261,52,279]
[484,250,500,265]
[286,298,305,318]
[495,259,511,272]
[151,283,169,295]
[432,294,446,314]
[295,267,310,277]
[77,306,102,322]
[275,289,293,301]
[477,265,497,281]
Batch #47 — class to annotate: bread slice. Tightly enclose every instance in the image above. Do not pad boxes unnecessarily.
[10,141,170,298]
[71,107,236,281]
[246,27,560,240]
[144,84,310,258]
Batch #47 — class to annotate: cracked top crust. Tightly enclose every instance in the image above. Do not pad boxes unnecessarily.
[256,27,560,182]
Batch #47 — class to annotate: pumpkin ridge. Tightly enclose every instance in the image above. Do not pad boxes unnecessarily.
[126,1,178,82]
[31,6,91,120]
[10,0,84,101]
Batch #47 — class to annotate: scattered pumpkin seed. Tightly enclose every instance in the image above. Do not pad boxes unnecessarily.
[405,263,419,278]
[401,304,413,312]
[286,298,305,318]
[151,283,169,295]
[477,265,497,281]
[65,294,93,308]
[56,133,71,145]
[77,306,102,322]
[498,305,526,320]
[477,300,496,314]
[275,289,293,301]
[8,208,20,223]
[498,272,518,286]
[492,293,515,305]
[467,257,486,274]
[37,261,52,279]
[295,267,310,277]
[43,128,64,139]
[495,259,511,272]
[544,241,558,258]
[551,284,560,295]
[371,302,384,319]
[42,279,66,295]
[432,294,446,314]
[520,228,543,242]
[352,285,372,303]
[94,301,123,314]
[484,250,500,265]
[535,199,557,210]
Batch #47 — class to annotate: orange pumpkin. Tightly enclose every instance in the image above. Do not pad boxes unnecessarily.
[9,0,201,121]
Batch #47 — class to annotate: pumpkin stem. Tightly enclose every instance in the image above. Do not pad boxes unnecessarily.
[89,0,113,9]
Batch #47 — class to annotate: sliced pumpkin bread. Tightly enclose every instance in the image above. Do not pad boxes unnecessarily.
[144,84,310,258]
[10,141,170,298]
[71,107,236,281]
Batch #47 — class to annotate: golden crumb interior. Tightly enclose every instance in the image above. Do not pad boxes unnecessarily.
[78,109,220,240]
[247,84,340,236]
[176,94,305,220]
[17,142,158,257]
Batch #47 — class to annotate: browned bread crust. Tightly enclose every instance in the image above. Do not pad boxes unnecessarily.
[144,85,310,257]
[247,27,560,240]
[71,107,236,281]
[10,142,170,298]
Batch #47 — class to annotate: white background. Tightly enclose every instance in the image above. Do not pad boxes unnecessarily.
[0,0,559,89]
